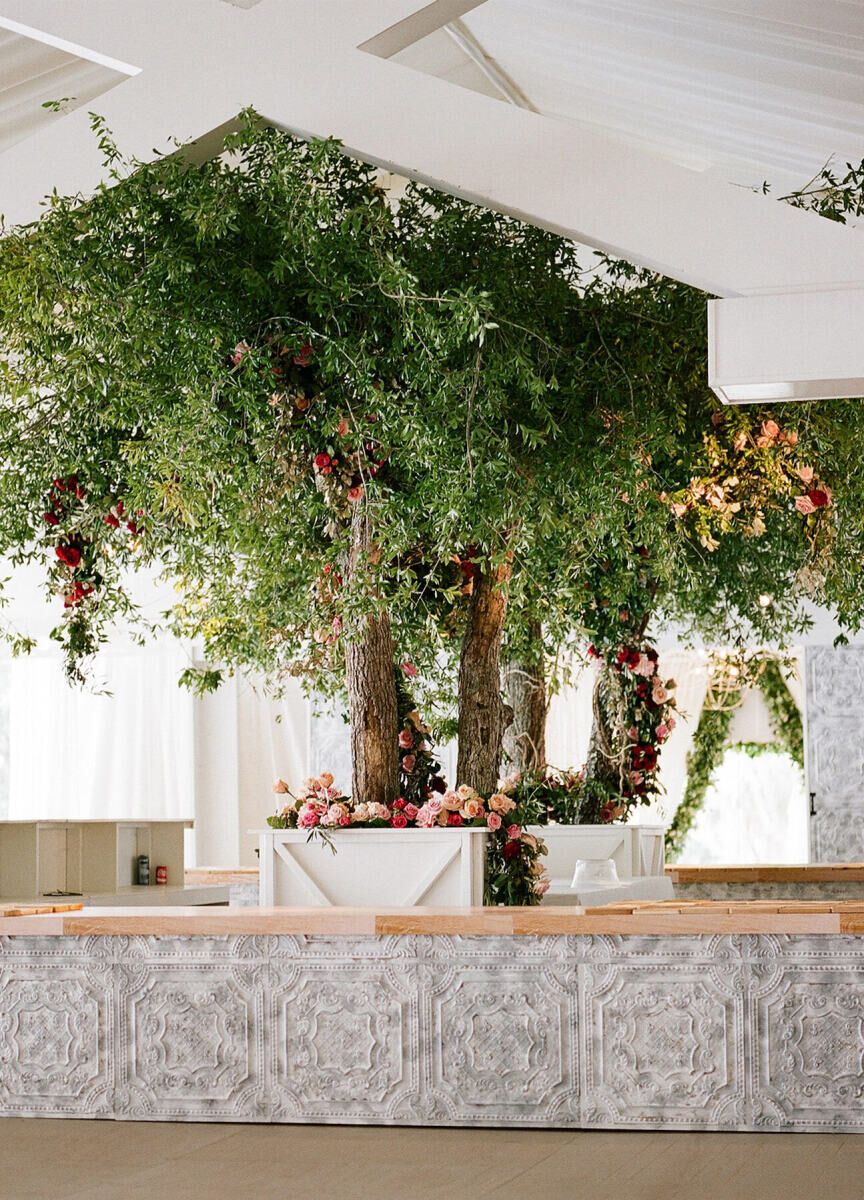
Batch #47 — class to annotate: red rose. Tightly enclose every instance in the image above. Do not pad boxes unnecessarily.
[503,839,521,859]
[391,813,408,829]
[52,478,66,492]
[44,512,59,527]
[616,648,629,665]
[293,341,313,367]
[393,798,406,811]
[67,474,78,489]
[314,453,330,470]
[447,812,463,827]
[104,514,120,529]
[55,545,81,568]
[126,521,138,535]
[807,489,829,509]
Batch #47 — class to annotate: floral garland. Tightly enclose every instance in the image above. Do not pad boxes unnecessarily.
[582,642,679,821]
[665,654,803,859]
[268,772,548,905]
[40,474,142,681]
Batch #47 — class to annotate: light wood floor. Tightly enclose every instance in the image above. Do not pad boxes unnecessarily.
[2,1119,864,1200]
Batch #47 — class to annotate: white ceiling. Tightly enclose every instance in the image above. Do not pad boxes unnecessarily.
[395,0,864,191]
[2,2,862,192]
[0,26,122,155]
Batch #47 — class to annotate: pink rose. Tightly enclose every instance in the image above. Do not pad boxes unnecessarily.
[347,485,364,503]
[427,797,443,815]
[402,754,416,773]
[534,878,550,897]
[651,678,669,705]
[486,812,502,831]
[391,812,408,828]
[415,805,435,827]
[795,495,816,515]
[297,804,320,829]
[404,803,419,821]
[398,730,414,750]
[655,723,670,742]
[401,661,418,677]
[507,824,521,840]
[231,340,250,365]
[796,465,814,484]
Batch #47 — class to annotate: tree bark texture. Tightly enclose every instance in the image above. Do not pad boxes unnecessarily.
[457,558,512,792]
[345,505,399,805]
[502,622,547,773]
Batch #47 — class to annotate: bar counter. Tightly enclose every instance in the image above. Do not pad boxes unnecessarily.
[3,901,864,1131]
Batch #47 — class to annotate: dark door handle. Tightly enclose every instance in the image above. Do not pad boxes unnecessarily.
[809,792,817,816]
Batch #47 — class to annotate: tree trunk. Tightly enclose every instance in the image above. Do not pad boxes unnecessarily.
[502,622,547,774]
[457,557,512,792]
[345,505,399,806]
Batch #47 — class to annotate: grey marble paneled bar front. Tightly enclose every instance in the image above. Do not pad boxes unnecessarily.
[2,906,864,1131]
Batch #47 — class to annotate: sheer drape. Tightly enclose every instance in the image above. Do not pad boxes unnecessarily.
[9,645,194,820]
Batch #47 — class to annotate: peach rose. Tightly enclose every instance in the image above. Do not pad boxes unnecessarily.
[318,771,334,789]
[273,778,291,795]
[489,792,517,815]
[442,790,463,811]
[462,798,485,820]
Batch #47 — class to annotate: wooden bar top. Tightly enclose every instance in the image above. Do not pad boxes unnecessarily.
[3,901,864,936]
[666,862,864,883]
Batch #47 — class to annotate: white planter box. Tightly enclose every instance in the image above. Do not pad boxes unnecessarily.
[254,827,488,907]
[528,824,666,888]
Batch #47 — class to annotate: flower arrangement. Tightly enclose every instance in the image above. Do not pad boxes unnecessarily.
[268,772,549,905]
[584,641,678,821]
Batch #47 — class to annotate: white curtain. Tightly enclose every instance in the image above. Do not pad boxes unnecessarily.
[8,644,194,820]
[679,748,808,863]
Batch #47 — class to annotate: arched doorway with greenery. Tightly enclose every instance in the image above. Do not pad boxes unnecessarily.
[667,653,805,862]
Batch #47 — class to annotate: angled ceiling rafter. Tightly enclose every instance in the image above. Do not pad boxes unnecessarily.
[0,0,863,403]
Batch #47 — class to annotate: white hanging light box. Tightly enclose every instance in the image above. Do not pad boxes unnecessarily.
[709,289,864,404]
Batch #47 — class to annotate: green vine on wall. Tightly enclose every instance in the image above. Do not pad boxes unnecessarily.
[665,656,803,860]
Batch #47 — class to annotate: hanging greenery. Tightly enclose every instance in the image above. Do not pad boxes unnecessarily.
[665,653,804,859]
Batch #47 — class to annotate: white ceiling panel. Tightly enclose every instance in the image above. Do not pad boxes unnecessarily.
[0,27,123,156]
[396,0,864,189]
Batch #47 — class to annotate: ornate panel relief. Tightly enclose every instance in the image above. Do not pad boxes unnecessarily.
[582,957,745,1128]
[0,952,112,1117]
[271,955,420,1121]
[806,647,864,860]
[429,971,577,1123]
[115,940,268,1120]
[752,965,864,1130]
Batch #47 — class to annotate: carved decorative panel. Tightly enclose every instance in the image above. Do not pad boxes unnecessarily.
[0,951,112,1117]
[115,937,268,1120]
[806,647,864,859]
[582,956,745,1128]
[753,964,864,1130]
[2,932,864,1131]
